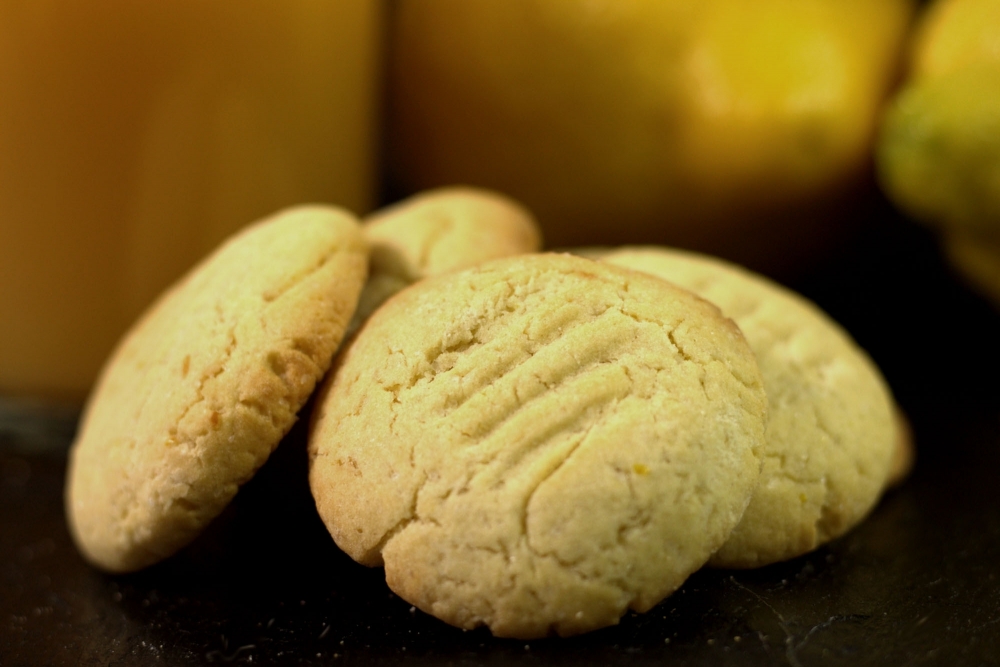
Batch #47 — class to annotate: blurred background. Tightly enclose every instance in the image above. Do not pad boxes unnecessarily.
[0,0,382,404]
[2,0,998,407]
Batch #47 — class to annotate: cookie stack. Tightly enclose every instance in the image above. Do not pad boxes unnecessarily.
[65,188,906,639]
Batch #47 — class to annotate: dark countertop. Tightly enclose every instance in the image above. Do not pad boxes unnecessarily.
[4,200,1000,666]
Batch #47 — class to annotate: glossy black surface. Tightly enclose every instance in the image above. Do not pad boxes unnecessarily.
[4,202,1000,666]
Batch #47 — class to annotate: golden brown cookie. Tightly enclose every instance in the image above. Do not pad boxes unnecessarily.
[65,206,368,573]
[598,247,897,568]
[349,187,541,329]
[885,407,915,490]
[309,253,767,637]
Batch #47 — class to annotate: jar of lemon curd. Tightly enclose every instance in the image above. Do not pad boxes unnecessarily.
[0,0,383,404]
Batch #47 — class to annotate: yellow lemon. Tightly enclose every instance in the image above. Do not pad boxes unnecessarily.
[909,0,1000,78]
[878,64,1000,234]
[876,0,1000,306]
[388,0,914,271]
[877,0,1000,237]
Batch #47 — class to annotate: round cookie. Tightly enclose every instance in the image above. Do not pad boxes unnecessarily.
[598,247,897,568]
[349,187,541,329]
[65,206,368,573]
[885,408,915,490]
[309,253,767,638]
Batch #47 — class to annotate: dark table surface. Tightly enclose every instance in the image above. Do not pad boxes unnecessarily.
[4,199,1000,666]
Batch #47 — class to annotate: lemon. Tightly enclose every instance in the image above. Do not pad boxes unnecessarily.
[909,0,1000,78]
[878,64,1000,234]
[875,0,1000,306]
[877,0,1000,236]
[388,0,914,270]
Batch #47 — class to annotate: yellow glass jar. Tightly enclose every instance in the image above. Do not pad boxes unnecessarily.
[0,0,383,402]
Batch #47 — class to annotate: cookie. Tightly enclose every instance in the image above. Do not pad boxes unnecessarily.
[885,407,915,490]
[309,253,767,637]
[598,247,897,568]
[349,187,541,328]
[65,205,368,573]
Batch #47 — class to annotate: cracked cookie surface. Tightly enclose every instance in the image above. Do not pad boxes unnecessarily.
[349,187,541,330]
[65,206,368,573]
[308,253,766,638]
[598,247,897,568]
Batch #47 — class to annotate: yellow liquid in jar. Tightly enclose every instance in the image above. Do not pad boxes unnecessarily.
[0,0,383,401]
